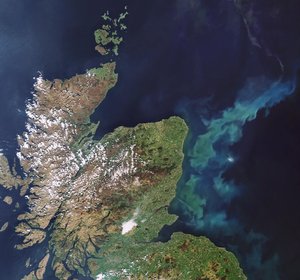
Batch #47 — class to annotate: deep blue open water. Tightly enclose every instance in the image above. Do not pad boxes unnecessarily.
[0,0,300,279]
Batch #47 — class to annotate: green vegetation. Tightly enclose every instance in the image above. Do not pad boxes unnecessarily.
[97,117,188,242]
[88,62,118,81]
[87,117,246,279]
[71,122,100,151]
[14,9,246,276]
[94,8,128,56]
[94,29,111,46]
[90,232,246,280]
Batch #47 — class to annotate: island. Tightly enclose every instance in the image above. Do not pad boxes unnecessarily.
[0,10,246,280]
[94,9,128,56]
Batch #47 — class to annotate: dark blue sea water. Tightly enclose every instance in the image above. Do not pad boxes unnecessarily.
[0,0,300,279]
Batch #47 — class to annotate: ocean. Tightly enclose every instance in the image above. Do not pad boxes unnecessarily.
[0,0,300,279]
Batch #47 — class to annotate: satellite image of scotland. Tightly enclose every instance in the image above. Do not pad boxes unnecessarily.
[0,1,300,280]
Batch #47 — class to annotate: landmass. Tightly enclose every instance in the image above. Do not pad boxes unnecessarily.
[92,233,245,280]
[0,221,8,232]
[3,195,13,205]
[0,10,246,280]
[94,7,128,56]
[22,253,49,280]
[0,153,27,190]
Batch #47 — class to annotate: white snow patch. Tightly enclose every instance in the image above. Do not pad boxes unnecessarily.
[121,219,137,235]
[121,209,139,235]
[96,273,105,280]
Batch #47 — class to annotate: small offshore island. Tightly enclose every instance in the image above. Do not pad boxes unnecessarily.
[0,10,246,280]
